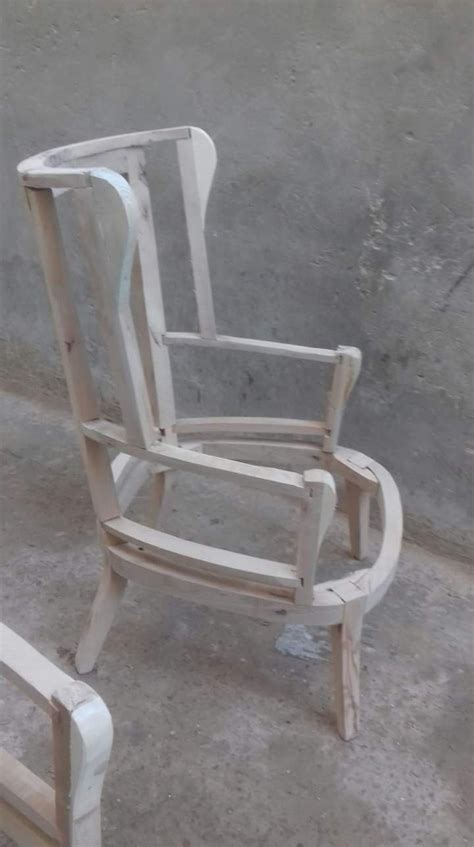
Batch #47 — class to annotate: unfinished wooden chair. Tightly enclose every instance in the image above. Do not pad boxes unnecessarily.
[0,623,112,847]
[18,127,402,740]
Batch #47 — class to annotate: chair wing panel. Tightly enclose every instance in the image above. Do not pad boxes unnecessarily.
[89,169,155,447]
[189,127,217,224]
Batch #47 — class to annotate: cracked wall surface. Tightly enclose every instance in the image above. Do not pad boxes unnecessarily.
[0,0,472,554]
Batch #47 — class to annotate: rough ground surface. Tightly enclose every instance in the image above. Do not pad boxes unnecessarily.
[1,390,473,847]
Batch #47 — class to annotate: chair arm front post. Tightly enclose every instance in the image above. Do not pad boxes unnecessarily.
[294,470,337,604]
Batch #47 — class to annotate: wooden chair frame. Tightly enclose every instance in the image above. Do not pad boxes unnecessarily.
[18,127,402,740]
[0,624,112,846]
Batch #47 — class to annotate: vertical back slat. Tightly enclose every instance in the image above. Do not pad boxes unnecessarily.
[177,136,216,338]
[126,150,177,439]
[26,187,120,523]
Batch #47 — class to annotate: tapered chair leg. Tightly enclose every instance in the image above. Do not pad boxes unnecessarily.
[345,480,370,560]
[330,594,365,740]
[75,562,127,674]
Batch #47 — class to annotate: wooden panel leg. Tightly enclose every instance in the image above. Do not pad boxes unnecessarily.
[330,596,365,741]
[75,563,127,674]
[345,480,370,560]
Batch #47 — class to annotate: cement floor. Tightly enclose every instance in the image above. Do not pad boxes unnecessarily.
[1,390,472,846]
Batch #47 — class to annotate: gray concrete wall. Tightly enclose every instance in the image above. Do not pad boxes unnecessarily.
[1,0,473,555]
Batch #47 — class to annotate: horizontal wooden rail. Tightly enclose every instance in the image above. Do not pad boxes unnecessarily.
[174,417,326,437]
[82,419,307,499]
[0,751,59,843]
[325,447,379,494]
[353,458,403,611]
[104,516,300,588]
[163,332,338,363]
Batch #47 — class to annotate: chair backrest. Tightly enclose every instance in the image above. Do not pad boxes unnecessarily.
[18,129,363,604]
[18,126,360,455]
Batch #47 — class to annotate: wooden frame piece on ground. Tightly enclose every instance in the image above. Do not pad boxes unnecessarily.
[0,624,113,846]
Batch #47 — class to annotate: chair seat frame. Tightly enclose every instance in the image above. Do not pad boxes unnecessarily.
[18,128,402,740]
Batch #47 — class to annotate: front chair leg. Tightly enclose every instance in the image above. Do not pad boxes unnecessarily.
[75,562,127,674]
[345,480,370,559]
[330,593,365,740]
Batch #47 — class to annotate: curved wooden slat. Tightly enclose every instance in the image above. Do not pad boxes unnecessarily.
[104,516,299,588]
[89,169,155,447]
[17,126,191,180]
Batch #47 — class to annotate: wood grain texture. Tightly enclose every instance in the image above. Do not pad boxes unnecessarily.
[18,129,401,739]
[75,562,127,674]
[82,419,307,499]
[295,470,337,604]
[52,682,113,847]
[330,591,365,741]
[177,135,216,337]
[0,751,58,842]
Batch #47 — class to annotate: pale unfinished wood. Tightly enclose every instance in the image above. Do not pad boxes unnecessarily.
[177,132,216,337]
[345,480,370,560]
[200,439,321,466]
[0,751,58,841]
[107,542,346,626]
[18,127,402,740]
[323,347,362,452]
[25,188,120,525]
[354,458,403,612]
[82,418,307,499]
[0,802,57,847]
[52,682,113,846]
[75,561,127,674]
[163,332,337,363]
[104,515,300,588]
[127,150,177,435]
[89,170,155,447]
[18,127,191,183]
[174,417,326,437]
[148,471,169,528]
[330,590,366,741]
[326,447,379,495]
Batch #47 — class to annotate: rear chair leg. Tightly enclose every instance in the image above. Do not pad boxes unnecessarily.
[148,470,169,528]
[75,562,127,674]
[345,480,370,559]
[330,594,365,740]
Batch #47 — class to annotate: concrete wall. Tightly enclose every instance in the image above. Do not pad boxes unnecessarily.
[1,0,472,555]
